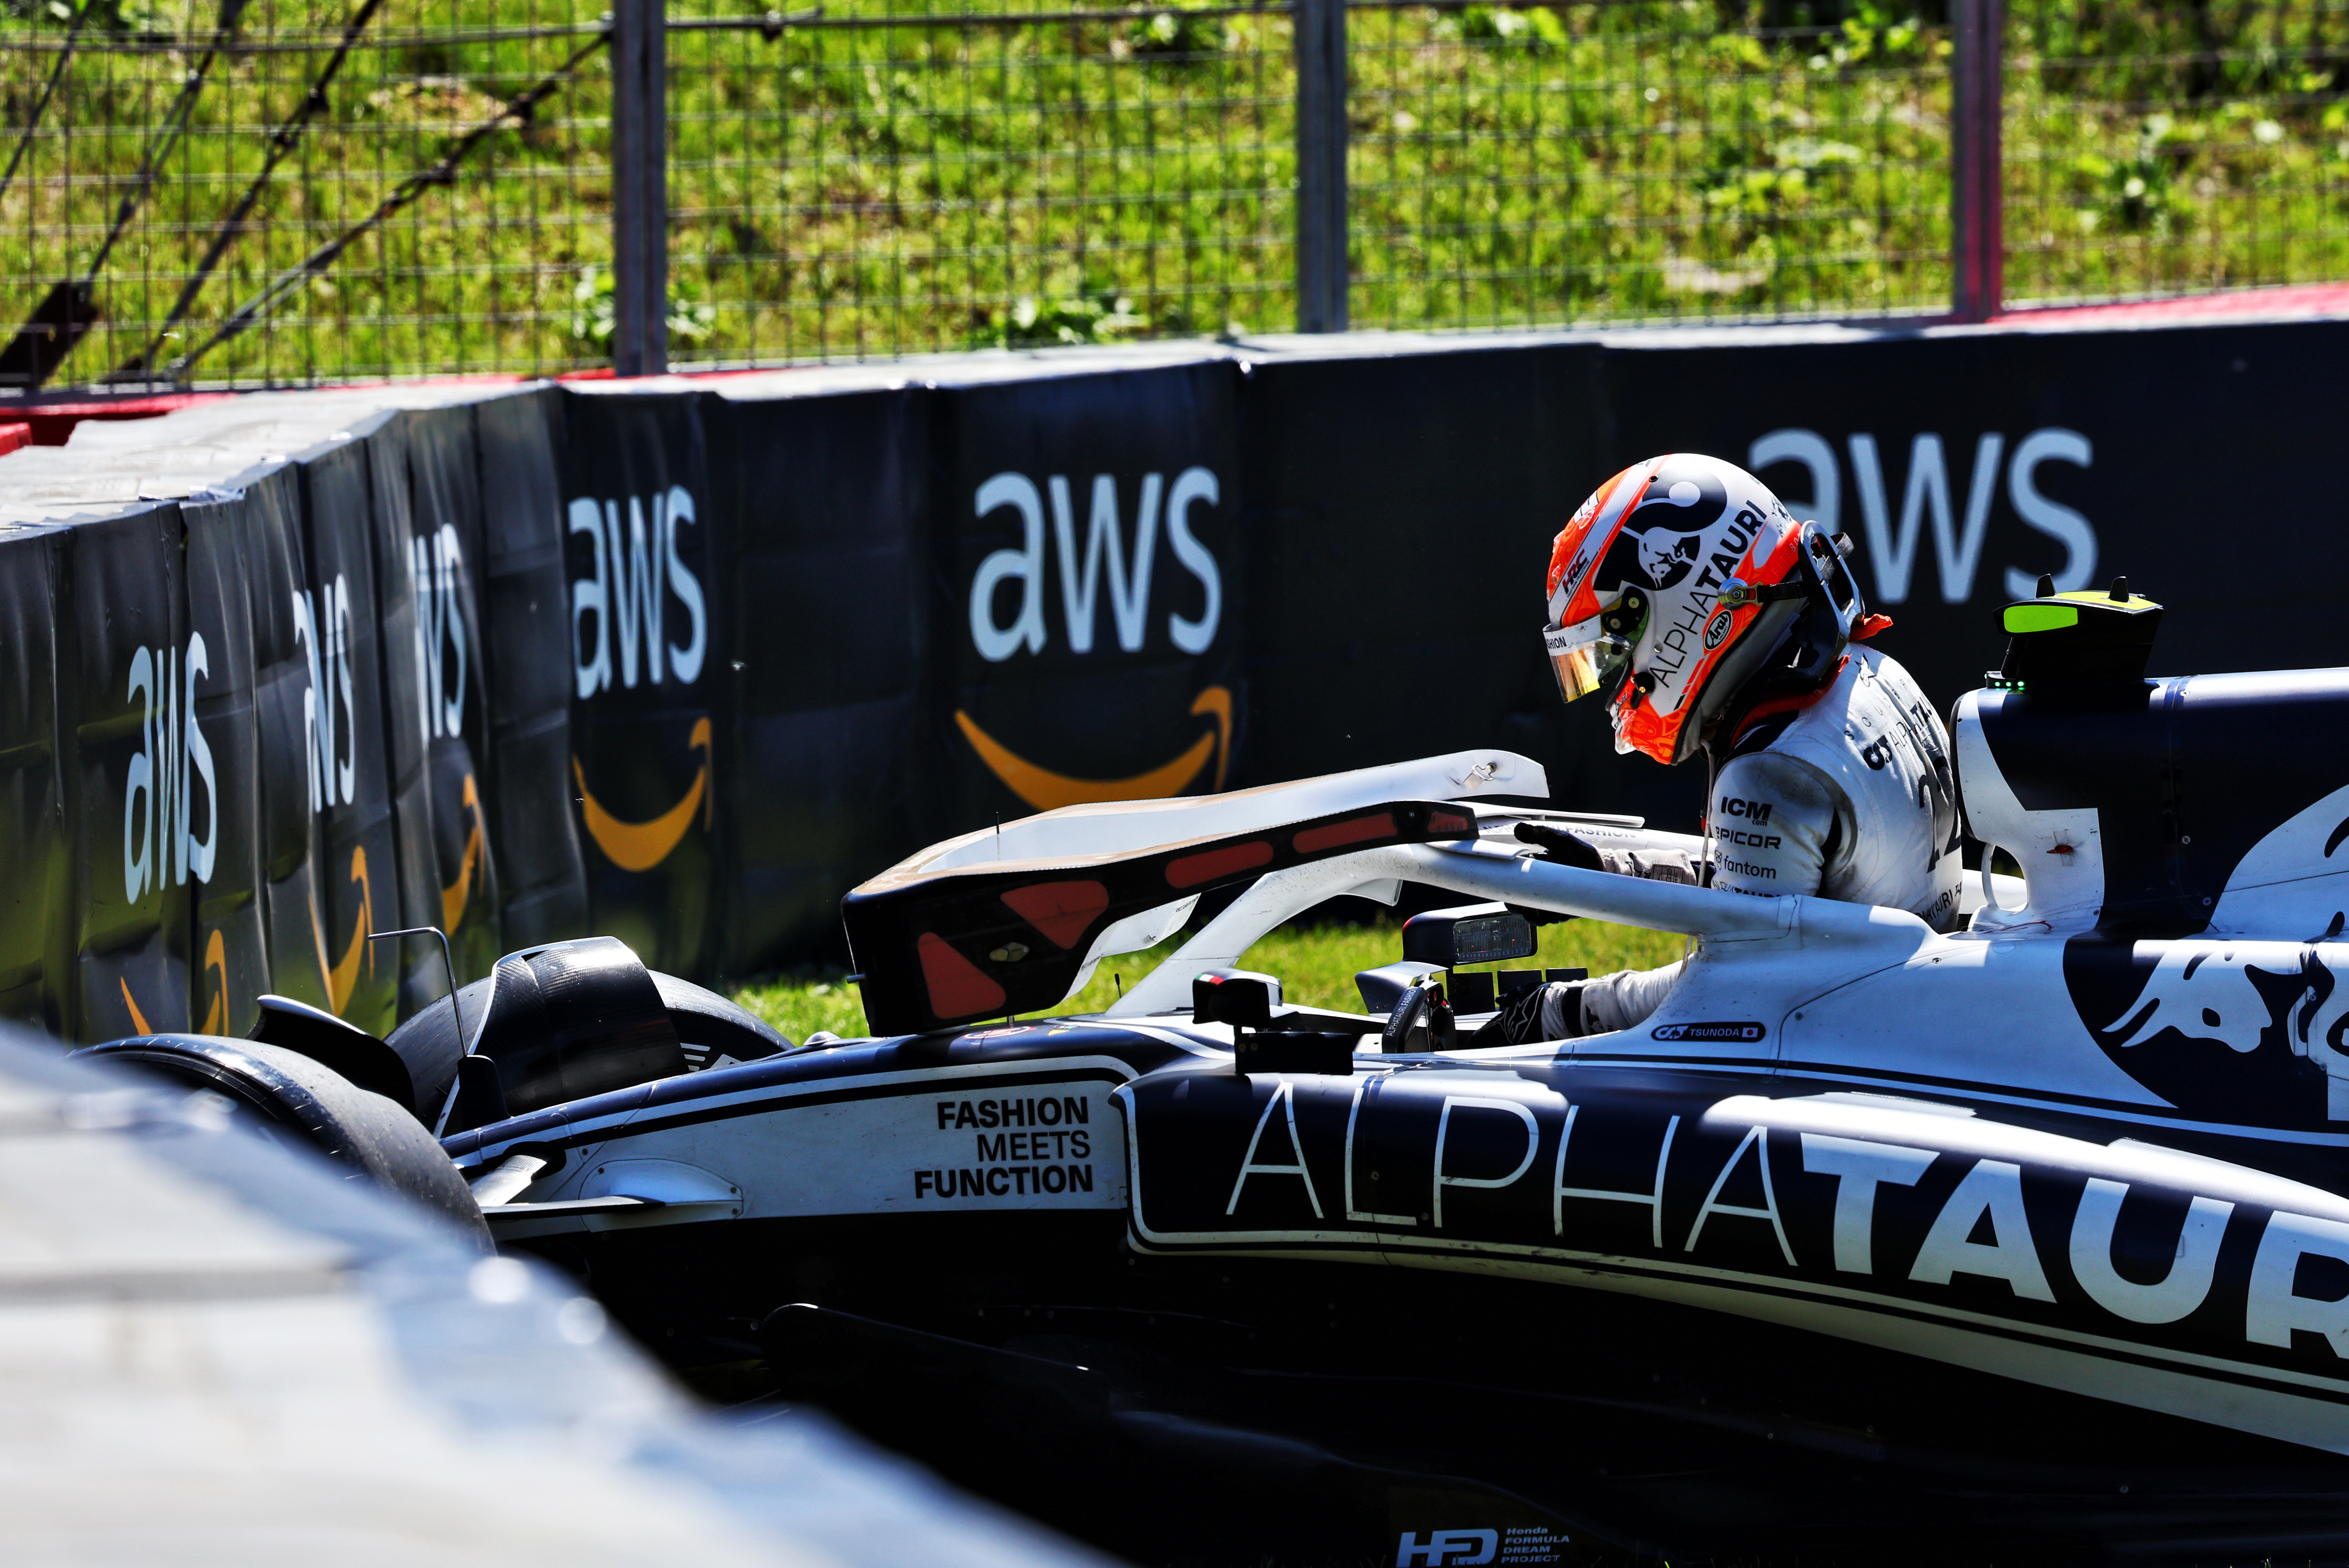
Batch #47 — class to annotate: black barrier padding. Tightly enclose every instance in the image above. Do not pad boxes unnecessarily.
[180,485,270,1038]
[403,406,502,986]
[295,430,402,1037]
[361,414,454,1020]
[0,526,72,1037]
[242,463,334,1016]
[64,502,192,1041]
[932,363,1245,841]
[1230,343,1697,829]
[555,390,722,979]
[1598,318,2349,728]
[474,388,588,950]
[704,387,926,974]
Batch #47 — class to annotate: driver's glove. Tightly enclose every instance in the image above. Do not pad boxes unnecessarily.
[1475,979,1586,1047]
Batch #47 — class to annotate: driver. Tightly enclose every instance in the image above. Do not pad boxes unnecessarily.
[1490,453,1963,1045]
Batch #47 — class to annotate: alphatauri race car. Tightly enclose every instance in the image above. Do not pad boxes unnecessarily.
[82,593,2349,1565]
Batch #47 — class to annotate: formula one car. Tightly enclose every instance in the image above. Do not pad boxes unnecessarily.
[83,592,2349,1564]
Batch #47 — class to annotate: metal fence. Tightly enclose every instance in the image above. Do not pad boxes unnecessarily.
[2003,0,2349,304]
[2,0,2346,390]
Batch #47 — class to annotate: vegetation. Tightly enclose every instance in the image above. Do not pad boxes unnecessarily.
[733,913,1688,1042]
[0,0,2343,385]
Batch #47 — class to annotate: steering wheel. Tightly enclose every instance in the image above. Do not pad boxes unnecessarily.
[1380,980,1456,1055]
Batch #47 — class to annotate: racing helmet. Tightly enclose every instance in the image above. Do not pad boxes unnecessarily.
[1543,453,1871,765]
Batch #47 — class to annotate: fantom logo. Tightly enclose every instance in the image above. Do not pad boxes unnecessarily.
[567,486,711,872]
[962,466,1229,810]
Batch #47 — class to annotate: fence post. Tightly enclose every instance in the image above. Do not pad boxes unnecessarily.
[1293,0,1348,332]
[610,0,668,375]
[1949,0,2004,323]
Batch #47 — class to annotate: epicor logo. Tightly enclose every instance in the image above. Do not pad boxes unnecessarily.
[565,486,714,875]
[1396,1529,1498,1567]
[960,467,1230,810]
[121,637,218,904]
[568,485,709,697]
[1749,426,2095,605]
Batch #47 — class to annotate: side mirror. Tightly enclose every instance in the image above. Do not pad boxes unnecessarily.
[1401,903,1536,968]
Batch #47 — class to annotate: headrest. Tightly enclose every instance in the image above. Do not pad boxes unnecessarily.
[469,936,685,1121]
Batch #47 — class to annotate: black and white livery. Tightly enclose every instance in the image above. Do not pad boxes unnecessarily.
[80,636,2349,1563]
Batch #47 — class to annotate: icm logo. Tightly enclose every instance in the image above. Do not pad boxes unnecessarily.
[1749,427,2095,605]
[1396,1529,1498,1567]
[121,637,218,903]
[960,467,1231,810]
[567,485,709,697]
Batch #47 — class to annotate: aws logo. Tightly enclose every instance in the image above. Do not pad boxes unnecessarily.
[963,466,1230,810]
[118,637,218,1037]
[567,486,713,873]
[569,486,708,696]
[1749,427,2096,605]
[294,576,360,815]
[409,522,469,740]
[406,525,488,931]
[122,637,218,903]
[288,575,380,1017]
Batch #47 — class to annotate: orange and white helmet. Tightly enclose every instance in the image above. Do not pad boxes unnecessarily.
[1544,453,1871,765]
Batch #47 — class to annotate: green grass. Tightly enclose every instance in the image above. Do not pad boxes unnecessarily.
[733,913,1687,1042]
[3,0,2346,386]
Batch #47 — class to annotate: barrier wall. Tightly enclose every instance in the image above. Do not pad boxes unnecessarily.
[1,309,2342,1034]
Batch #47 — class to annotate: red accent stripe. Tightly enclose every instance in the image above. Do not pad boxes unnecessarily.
[1428,810,1472,835]
[917,931,1007,1020]
[999,878,1110,950]
[1727,654,1847,748]
[1166,840,1273,889]
[1292,813,1397,854]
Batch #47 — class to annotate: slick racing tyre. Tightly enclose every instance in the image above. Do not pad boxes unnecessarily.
[78,1035,489,1247]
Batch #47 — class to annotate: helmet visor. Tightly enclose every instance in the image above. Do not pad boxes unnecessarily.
[1544,615,1635,706]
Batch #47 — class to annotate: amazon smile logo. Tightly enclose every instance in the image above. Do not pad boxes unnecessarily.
[963,464,1231,806]
[567,485,715,873]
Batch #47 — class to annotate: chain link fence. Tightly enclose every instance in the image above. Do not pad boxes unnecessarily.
[2,0,2346,389]
[666,0,1298,361]
[2004,0,2349,304]
[1346,4,1955,328]
[0,0,614,389]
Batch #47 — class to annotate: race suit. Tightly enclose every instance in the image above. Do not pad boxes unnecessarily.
[1516,646,1963,1040]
